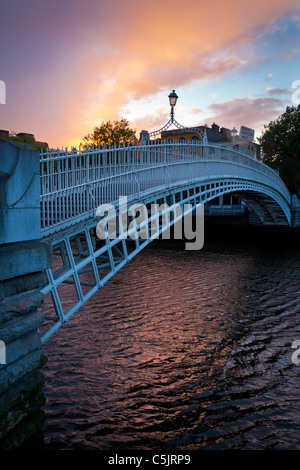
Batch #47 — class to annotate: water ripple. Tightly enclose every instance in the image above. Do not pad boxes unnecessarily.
[42,241,300,450]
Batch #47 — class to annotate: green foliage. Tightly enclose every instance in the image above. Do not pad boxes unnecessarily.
[81,118,136,148]
[258,105,300,194]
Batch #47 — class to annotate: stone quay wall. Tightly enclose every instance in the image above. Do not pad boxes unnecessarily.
[0,141,52,449]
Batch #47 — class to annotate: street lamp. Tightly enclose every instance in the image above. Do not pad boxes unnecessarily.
[231,127,238,146]
[146,89,203,141]
[168,89,178,122]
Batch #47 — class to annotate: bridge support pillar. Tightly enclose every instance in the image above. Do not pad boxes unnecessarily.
[0,141,52,449]
[291,194,300,226]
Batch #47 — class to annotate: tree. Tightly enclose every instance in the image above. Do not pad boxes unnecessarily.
[258,105,300,194]
[81,118,136,148]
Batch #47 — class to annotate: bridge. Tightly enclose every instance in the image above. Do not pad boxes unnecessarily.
[38,138,291,342]
[0,133,295,448]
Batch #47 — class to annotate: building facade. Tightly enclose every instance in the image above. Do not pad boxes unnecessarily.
[161,122,260,159]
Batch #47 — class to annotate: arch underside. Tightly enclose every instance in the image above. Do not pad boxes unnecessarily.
[231,191,289,226]
[40,175,290,342]
[135,177,291,227]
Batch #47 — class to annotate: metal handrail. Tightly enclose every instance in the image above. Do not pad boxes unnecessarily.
[40,141,291,235]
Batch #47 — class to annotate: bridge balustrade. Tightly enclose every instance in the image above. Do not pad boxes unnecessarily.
[40,141,289,236]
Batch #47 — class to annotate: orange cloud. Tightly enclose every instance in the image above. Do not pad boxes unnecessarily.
[2,0,300,147]
[73,0,300,143]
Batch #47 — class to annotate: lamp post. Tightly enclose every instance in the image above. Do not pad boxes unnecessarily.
[168,89,178,122]
[146,89,204,142]
[231,127,238,147]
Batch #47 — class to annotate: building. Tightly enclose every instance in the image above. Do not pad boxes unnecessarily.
[161,122,261,159]
[0,130,48,149]
[0,130,9,140]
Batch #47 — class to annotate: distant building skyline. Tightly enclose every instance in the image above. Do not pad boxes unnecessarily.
[0,129,48,149]
[161,122,260,158]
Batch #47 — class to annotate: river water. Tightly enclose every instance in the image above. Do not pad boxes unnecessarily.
[40,226,300,450]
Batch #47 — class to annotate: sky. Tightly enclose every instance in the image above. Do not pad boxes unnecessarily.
[1,0,300,148]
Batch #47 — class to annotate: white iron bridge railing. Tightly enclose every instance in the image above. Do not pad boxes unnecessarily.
[40,140,290,236]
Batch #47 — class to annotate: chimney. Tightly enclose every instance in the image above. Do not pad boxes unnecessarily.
[211,122,220,133]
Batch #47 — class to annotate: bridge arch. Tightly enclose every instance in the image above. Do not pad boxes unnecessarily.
[39,141,291,341]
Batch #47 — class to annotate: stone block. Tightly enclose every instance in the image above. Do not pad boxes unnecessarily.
[0,310,43,344]
[0,349,42,396]
[0,271,48,302]
[0,241,52,282]
[5,331,41,366]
